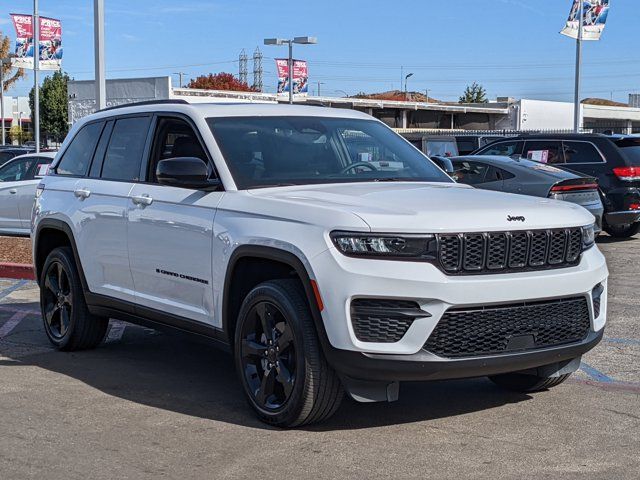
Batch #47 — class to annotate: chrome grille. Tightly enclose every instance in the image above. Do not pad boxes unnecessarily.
[437,228,583,275]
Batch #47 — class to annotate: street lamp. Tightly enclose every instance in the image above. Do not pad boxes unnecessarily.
[317,81,325,97]
[0,58,12,146]
[335,90,348,98]
[404,73,414,95]
[264,36,317,104]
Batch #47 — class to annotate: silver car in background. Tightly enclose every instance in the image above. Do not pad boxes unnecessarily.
[0,152,56,236]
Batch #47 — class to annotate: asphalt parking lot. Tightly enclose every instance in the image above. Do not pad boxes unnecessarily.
[0,236,638,480]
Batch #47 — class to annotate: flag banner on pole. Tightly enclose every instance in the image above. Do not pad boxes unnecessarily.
[10,13,63,70]
[561,1,610,41]
[275,59,308,96]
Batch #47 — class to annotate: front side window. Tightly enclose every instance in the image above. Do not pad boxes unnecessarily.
[479,140,521,157]
[0,157,36,182]
[562,141,603,164]
[208,117,452,189]
[451,160,491,185]
[101,116,151,181]
[57,122,104,176]
[523,141,564,164]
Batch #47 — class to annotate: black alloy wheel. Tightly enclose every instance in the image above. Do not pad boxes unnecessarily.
[239,301,296,411]
[42,260,73,340]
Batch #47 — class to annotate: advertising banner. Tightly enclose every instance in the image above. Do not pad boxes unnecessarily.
[10,13,63,70]
[275,59,308,96]
[561,1,610,41]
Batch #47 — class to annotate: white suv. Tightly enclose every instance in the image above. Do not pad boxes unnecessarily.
[32,101,608,427]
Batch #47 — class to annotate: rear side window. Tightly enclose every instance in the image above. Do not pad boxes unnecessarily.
[614,138,640,166]
[101,116,151,181]
[523,141,564,164]
[451,160,491,185]
[56,122,104,176]
[562,141,603,164]
[479,141,521,156]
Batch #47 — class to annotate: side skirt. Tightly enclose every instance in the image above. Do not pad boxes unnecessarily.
[85,292,231,353]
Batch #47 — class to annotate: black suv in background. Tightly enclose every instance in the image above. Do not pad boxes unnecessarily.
[475,134,640,238]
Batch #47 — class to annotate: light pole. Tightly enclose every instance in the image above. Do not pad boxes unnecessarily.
[33,0,40,152]
[264,36,317,104]
[173,72,187,88]
[94,0,106,111]
[0,58,11,146]
[18,111,24,145]
[317,81,325,97]
[425,88,430,104]
[404,73,414,95]
[573,1,584,133]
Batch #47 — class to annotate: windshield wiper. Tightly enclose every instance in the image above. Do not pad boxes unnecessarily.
[373,177,412,182]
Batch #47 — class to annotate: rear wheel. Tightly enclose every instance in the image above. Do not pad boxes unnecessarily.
[234,279,343,427]
[604,222,640,238]
[40,247,109,351]
[489,372,572,393]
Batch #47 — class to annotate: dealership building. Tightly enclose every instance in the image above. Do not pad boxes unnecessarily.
[68,76,640,134]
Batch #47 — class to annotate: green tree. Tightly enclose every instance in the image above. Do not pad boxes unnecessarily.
[1,31,26,92]
[29,71,70,141]
[459,82,488,104]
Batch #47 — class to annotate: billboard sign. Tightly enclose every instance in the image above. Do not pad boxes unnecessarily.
[10,13,63,70]
[561,1,610,41]
[275,59,308,96]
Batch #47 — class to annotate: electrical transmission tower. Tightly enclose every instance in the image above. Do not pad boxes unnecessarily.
[239,49,248,85]
[253,47,263,92]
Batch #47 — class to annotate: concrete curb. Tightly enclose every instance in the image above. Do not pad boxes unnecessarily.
[0,263,36,281]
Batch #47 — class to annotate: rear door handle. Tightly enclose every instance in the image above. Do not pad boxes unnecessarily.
[9,189,17,194]
[73,188,91,199]
[131,194,153,206]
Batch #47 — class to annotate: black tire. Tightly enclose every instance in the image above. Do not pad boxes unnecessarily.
[40,247,108,351]
[603,222,640,238]
[234,279,343,427]
[489,372,572,393]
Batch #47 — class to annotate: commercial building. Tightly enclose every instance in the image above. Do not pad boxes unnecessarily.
[1,96,32,144]
[68,76,640,134]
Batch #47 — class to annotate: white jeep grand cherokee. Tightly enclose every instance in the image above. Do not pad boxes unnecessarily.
[32,101,608,427]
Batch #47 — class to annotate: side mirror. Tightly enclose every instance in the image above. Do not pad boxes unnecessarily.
[431,156,455,175]
[156,157,221,190]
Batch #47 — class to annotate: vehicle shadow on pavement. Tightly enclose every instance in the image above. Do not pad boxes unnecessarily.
[0,304,532,431]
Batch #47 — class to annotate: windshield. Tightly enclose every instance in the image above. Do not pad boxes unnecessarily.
[207,117,452,189]
[615,138,640,166]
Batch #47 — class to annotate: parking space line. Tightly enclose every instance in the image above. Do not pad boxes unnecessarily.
[0,280,30,301]
[0,311,30,339]
[605,337,640,347]
[580,362,614,383]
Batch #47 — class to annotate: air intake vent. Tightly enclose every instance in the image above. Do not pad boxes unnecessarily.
[351,299,429,343]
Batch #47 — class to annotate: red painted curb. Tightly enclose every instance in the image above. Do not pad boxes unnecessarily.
[0,263,36,281]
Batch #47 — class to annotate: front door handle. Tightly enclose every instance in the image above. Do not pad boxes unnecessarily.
[9,189,17,194]
[73,188,91,199]
[132,194,153,206]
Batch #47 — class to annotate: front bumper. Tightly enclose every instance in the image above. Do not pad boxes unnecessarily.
[326,329,603,383]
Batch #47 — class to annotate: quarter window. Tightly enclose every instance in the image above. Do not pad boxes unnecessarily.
[101,116,151,181]
[562,141,603,164]
[57,122,104,176]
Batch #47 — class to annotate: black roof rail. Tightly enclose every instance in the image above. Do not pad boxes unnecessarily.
[99,99,189,112]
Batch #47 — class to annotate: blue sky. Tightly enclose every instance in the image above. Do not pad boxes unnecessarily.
[1,0,638,103]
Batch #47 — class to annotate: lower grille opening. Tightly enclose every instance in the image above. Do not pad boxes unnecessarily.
[424,297,591,358]
[351,299,427,343]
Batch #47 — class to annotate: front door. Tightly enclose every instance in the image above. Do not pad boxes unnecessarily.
[127,115,223,325]
[0,156,37,232]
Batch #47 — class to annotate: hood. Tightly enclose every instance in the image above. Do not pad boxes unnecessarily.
[249,182,595,233]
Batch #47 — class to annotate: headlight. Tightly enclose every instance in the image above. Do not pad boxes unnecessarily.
[582,224,596,250]
[330,232,437,259]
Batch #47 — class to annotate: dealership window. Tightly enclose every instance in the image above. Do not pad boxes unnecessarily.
[523,141,564,164]
[57,122,104,176]
[100,116,151,182]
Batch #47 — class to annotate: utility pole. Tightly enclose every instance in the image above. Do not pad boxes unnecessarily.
[33,0,40,152]
[425,89,430,104]
[573,1,584,133]
[173,72,187,88]
[94,0,106,111]
[317,81,325,96]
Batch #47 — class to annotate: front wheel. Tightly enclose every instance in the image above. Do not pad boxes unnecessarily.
[234,279,343,427]
[488,372,572,393]
[603,222,640,238]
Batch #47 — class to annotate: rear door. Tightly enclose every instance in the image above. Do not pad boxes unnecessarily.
[70,116,151,303]
[127,115,223,325]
